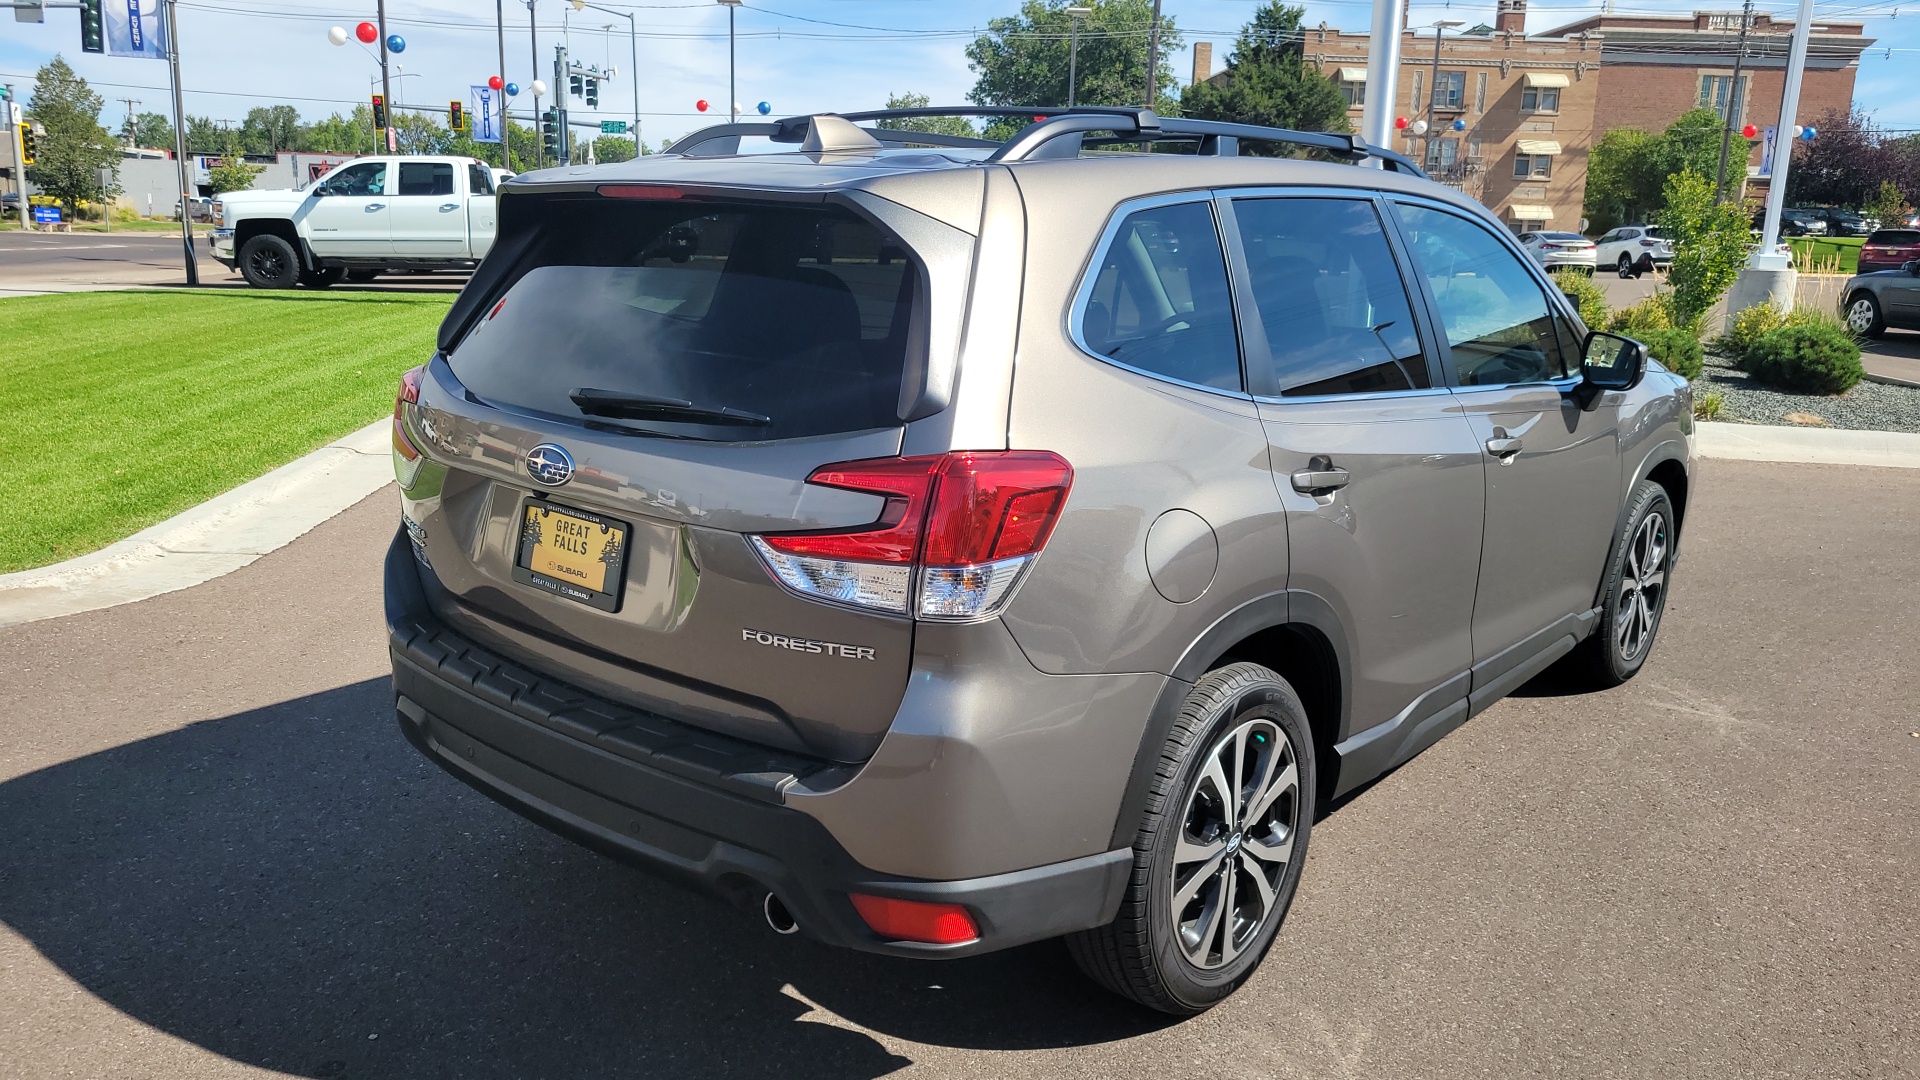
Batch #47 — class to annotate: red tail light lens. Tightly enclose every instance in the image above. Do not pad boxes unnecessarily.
[597,184,684,200]
[392,365,425,486]
[849,894,980,945]
[751,451,1073,619]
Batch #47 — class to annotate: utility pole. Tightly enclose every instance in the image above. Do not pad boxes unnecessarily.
[717,0,741,122]
[554,44,570,165]
[375,0,394,152]
[1423,21,1462,167]
[497,0,511,170]
[1066,6,1090,107]
[1713,0,1754,203]
[529,0,542,167]
[1144,0,1163,107]
[164,0,197,283]
[1359,0,1407,164]
[117,97,142,146]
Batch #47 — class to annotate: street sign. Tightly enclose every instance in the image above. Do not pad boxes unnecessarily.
[600,121,627,134]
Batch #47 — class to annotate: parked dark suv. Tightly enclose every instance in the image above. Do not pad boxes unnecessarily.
[386,106,1694,1014]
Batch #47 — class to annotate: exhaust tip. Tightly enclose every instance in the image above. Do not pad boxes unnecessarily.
[763,891,800,936]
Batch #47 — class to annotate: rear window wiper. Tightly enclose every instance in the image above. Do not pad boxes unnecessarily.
[569,388,771,427]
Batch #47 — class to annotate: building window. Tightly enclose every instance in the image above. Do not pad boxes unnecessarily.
[1427,137,1460,169]
[1475,72,1488,113]
[1411,70,1424,115]
[1431,71,1466,109]
[1511,218,1548,235]
[1469,134,1483,161]
[1341,80,1366,107]
[1521,86,1560,112]
[1513,153,1552,179]
[1699,75,1747,122]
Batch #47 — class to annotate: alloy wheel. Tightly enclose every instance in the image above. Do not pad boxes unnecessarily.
[1615,509,1669,662]
[1169,717,1300,970]
[248,247,287,282]
[1847,297,1877,334]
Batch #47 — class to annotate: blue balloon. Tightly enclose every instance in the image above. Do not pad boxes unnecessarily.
[1801,126,1817,142]
[504,82,520,97]
[386,34,406,53]
[1451,118,1465,131]
[757,101,772,115]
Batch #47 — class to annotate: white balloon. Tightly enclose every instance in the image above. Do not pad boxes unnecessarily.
[1409,119,1429,136]
[530,79,548,97]
[327,25,348,46]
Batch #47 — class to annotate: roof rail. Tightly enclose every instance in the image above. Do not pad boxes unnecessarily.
[663,106,1426,177]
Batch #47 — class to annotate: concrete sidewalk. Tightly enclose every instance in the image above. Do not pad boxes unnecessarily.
[1693,420,1920,468]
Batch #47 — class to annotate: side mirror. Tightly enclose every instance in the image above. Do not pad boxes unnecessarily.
[310,186,331,198]
[1580,331,1647,397]
[1905,259,1920,276]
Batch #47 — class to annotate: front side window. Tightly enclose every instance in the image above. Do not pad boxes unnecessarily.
[318,161,386,197]
[468,163,495,196]
[1234,198,1429,398]
[1394,203,1569,386]
[1080,201,1242,392]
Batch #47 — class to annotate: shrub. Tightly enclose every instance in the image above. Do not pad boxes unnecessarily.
[1719,302,1786,367]
[1745,323,1864,394]
[1693,389,1725,421]
[1635,326,1705,380]
[1606,297,1675,337]
[1658,170,1753,326]
[1552,269,1608,329]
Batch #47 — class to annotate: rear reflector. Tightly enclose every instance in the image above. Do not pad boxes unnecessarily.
[849,894,980,945]
[597,184,684,200]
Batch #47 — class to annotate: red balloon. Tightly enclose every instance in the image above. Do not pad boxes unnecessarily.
[1394,116,1408,129]
[1742,124,1758,139]
[355,21,378,43]
[488,75,504,91]
[696,99,709,112]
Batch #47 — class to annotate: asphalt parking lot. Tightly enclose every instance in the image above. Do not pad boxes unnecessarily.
[0,231,465,294]
[1,458,1915,1080]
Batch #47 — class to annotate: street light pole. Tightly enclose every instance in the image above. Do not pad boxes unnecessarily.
[528,0,541,167]
[164,0,197,283]
[497,0,511,170]
[1144,0,1163,108]
[1754,0,1817,267]
[1359,0,1407,163]
[717,0,741,122]
[1424,20,1462,168]
[573,2,641,155]
[1066,6,1090,107]
[376,0,394,152]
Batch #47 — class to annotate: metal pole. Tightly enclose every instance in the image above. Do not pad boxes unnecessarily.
[497,0,511,170]
[529,0,541,167]
[555,45,569,165]
[627,12,639,153]
[1713,0,1753,203]
[1144,0,1162,107]
[7,84,27,231]
[1754,0,1816,266]
[729,4,737,122]
[164,0,198,283]
[376,0,395,152]
[1425,27,1443,166]
[1359,0,1405,163]
[1069,16,1080,107]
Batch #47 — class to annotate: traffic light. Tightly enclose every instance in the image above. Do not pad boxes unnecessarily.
[372,94,387,130]
[584,78,598,108]
[569,74,583,98]
[79,0,104,52]
[541,108,559,157]
[448,100,465,133]
[20,124,37,165]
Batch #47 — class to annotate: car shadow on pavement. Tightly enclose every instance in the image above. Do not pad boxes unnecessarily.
[0,679,1170,1079]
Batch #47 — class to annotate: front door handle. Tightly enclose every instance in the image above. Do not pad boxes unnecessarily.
[1486,436,1523,459]
[1291,456,1351,494]
[365,202,385,211]
[439,202,459,212]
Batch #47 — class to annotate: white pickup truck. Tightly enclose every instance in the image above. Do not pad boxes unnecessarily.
[210,155,499,288]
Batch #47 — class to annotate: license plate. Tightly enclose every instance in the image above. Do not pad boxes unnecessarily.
[512,500,629,611]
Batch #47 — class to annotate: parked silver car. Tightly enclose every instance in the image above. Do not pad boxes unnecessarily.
[1842,258,1920,338]
[386,106,1694,1015]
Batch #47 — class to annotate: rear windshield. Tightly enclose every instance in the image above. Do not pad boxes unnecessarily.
[449,198,919,440]
[1869,230,1920,245]
[1540,232,1587,241]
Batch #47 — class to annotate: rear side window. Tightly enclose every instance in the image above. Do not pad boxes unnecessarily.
[1079,201,1242,392]
[449,199,917,440]
[398,161,455,196]
[468,163,494,196]
[1233,197,1429,397]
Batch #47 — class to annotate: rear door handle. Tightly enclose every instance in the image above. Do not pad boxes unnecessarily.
[365,202,385,211]
[1291,464,1351,494]
[440,202,459,212]
[1486,436,1523,459]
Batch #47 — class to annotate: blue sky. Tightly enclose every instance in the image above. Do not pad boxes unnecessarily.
[3,0,1916,147]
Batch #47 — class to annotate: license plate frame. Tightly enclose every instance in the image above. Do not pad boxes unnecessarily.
[512,499,630,612]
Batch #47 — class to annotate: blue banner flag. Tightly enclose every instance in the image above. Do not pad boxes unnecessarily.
[106,0,168,59]
[470,85,504,145]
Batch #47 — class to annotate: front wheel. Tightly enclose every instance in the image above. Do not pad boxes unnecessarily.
[1846,292,1886,339]
[1066,663,1315,1015]
[238,234,301,289]
[1572,480,1675,688]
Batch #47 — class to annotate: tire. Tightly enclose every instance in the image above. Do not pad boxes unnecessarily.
[238,234,301,289]
[1066,663,1315,1015]
[298,266,345,288]
[345,269,380,283]
[1845,292,1886,340]
[1617,254,1634,279]
[1571,480,1675,688]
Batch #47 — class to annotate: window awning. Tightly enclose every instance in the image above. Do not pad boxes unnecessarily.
[1523,72,1571,88]
[1509,204,1556,220]
[1516,139,1563,156]
[1337,67,1369,82]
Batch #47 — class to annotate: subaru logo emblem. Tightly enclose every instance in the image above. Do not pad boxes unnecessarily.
[525,443,574,487]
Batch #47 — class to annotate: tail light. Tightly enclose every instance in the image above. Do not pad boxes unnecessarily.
[849,894,980,945]
[392,365,425,489]
[1638,238,1658,247]
[750,451,1073,621]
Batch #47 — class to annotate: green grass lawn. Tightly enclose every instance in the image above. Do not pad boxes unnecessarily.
[0,289,453,573]
[1787,236,1865,275]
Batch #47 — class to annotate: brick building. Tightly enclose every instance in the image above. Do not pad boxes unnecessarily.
[1191,1,1876,232]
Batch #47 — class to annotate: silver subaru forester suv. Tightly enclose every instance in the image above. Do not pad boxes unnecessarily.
[387,107,1692,1014]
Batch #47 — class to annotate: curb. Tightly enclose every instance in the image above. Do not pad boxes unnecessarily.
[0,419,395,629]
[1693,421,1920,469]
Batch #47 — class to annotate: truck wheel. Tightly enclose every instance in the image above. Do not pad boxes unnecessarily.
[298,266,345,288]
[1066,663,1315,1015]
[238,234,301,289]
[345,269,380,283]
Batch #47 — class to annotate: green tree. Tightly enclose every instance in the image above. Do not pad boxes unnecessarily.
[297,107,379,155]
[1583,108,1726,231]
[1180,3,1349,148]
[206,135,265,194]
[967,0,1182,117]
[1657,169,1752,329]
[239,105,302,154]
[24,56,120,217]
[590,134,638,163]
[121,110,175,150]
[1866,180,1909,227]
[184,115,223,153]
[876,92,982,139]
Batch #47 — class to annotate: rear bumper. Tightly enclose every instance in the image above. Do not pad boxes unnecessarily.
[386,529,1130,957]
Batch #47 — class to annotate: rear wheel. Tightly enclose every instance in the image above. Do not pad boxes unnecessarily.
[1617,253,1634,279]
[1066,663,1314,1015]
[238,234,301,290]
[1846,292,1886,339]
[1572,480,1674,688]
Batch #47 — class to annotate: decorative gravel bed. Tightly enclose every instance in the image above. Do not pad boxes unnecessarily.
[1696,352,1920,433]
